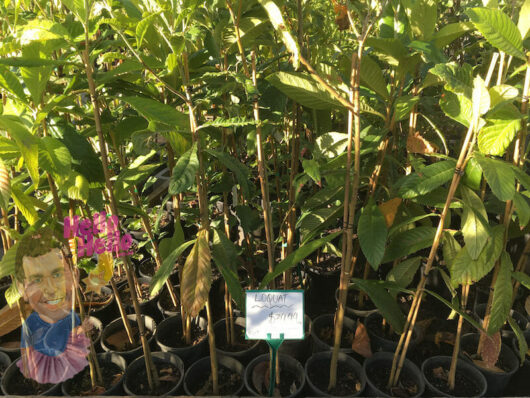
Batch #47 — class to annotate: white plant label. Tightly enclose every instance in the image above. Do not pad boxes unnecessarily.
[245,290,304,340]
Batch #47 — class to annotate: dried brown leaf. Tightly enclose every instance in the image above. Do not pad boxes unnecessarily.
[378,198,402,227]
[479,331,502,369]
[525,296,530,317]
[352,322,372,358]
[473,359,504,373]
[181,229,212,317]
[407,132,438,154]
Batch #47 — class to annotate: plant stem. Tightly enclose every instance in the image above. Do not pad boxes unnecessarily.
[205,299,219,395]
[110,279,134,344]
[448,283,469,390]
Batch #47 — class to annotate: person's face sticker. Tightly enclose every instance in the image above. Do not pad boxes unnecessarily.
[20,249,74,323]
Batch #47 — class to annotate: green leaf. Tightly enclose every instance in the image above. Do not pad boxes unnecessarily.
[393,95,420,122]
[402,0,437,40]
[383,227,437,263]
[460,186,490,260]
[431,63,473,97]
[302,159,321,184]
[65,171,89,202]
[478,105,522,156]
[266,72,344,110]
[518,0,530,39]
[60,127,105,184]
[433,22,475,48]
[350,279,405,333]
[489,85,519,108]
[474,154,515,201]
[199,117,257,129]
[0,66,26,102]
[512,271,530,289]
[258,231,341,289]
[297,205,343,243]
[365,37,409,65]
[38,136,72,179]
[181,230,212,317]
[116,163,161,188]
[257,0,300,69]
[5,283,20,307]
[116,201,148,219]
[0,58,71,67]
[136,12,160,48]
[442,231,461,269]
[0,116,39,186]
[451,225,504,284]
[463,156,483,190]
[472,75,491,118]
[204,149,250,198]
[150,240,195,297]
[398,159,456,199]
[358,198,388,269]
[360,55,389,99]
[466,8,525,60]
[169,143,199,195]
[11,186,38,225]
[120,96,190,130]
[0,242,18,279]
[440,90,474,127]
[158,221,184,261]
[386,256,422,289]
[508,316,528,364]
[513,192,530,228]
[211,229,245,312]
[488,252,513,334]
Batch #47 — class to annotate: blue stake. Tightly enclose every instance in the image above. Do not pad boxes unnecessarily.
[266,333,284,397]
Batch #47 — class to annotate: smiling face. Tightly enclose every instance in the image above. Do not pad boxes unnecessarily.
[20,249,74,323]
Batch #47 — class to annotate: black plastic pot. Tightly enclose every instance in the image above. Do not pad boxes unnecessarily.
[461,333,519,396]
[279,315,312,364]
[306,258,341,316]
[511,329,530,367]
[311,314,356,354]
[85,286,120,325]
[87,316,103,353]
[1,359,62,395]
[214,317,263,366]
[123,351,184,396]
[61,352,127,396]
[363,352,425,398]
[421,356,487,397]
[305,351,365,397]
[365,312,418,353]
[100,314,156,364]
[245,354,306,398]
[0,350,11,383]
[155,314,208,367]
[335,286,378,318]
[183,355,245,396]
[119,277,162,323]
[0,326,21,361]
[475,304,528,341]
[138,258,156,281]
[156,284,180,319]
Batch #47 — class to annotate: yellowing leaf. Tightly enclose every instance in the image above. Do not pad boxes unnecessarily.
[406,132,438,154]
[378,198,402,227]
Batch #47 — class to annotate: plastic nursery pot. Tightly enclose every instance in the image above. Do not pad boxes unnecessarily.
[118,277,162,323]
[137,258,156,281]
[421,356,487,398]
[335,286,378,318]
[1,358,62,396]
[0,326,21,360]
[245,354,306,398]
[84,286,120,325]
[100,314,157,364]
[475,304,529,341]
[511,329,530,367]
[183,355,245,396]
[305,351,366,397]
[0,350,11,380]
[156,284,180,319]
[311,314,357,354]
[213,317,263,366]
[86,316,103,353]
[123,351,184,396]
[155,314,208,367]
[306,257,341,313]
[365,312,418,353]
[61,352,127,396]
[363,351,425,398]
[460,333,519,397]
[279,315,312,363]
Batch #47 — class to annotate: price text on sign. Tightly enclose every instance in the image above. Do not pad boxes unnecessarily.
[245,290,304,340]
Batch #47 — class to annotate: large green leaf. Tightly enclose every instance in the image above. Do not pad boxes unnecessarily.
[451,225,504,284]
[478,104,522,156]
[398,159,456,199]
[474,154,515,201]
[0,116,39,186]
[508,316,528,364]
[61,0,90,23]
[199,117,257,129]
[350,279,405,333]
[488,252,513,334]
[150,240,195,297]
[266,72,343,110]
[431,63,473,97]
[518,0,530,39]
[11,186,38,225]
[0,66,27,102]
[38,136,72,180]
[460,186,490,260]
[383,227,437,263]
[297,206,343,243]
[181,230,212,317]
[440,90,474,127]
[393,95,420,121]
[121,96,190,130]
[466,8,525,60]
[204,149,250,198]
[211,229,245,312]
[512,271,530,289]
[513,192,530,228]
[60,127,105,184]
[386,256,422,289]
[365,37,408,65]
[158,221,184,261]
[442,231,461,269]
[259,231,341,289]
[402,0,437,40]
[302,159,321,184]
[0,242,19,279]
[0,159,10,211]
[358,198,388,269]
[169,143,199,195]
[433,22,475,48]
[65,171,89,202]
[136,12,160,48]
[360,55,389,99]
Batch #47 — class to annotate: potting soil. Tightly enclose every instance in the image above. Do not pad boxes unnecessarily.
[215,324,254,352]
[6,366,54,395]
[66,361,124,395]
[251,363,301,397]
[127,363,181,395]
[105,326,152,351]
[159,287,179,313]
[119,283,151,305]
[189,365,242,395]
[317,325,354,348]
[308,361,361,396]
[160,323,206,347]
[369,366,419,397]
[425,365,481,396]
